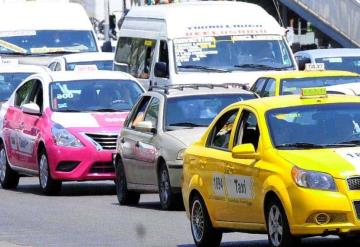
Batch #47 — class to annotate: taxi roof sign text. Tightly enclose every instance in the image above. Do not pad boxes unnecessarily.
[305,63,325,71]
[301,87,327,98]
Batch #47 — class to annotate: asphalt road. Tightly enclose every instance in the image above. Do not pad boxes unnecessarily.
[0,177,358,247]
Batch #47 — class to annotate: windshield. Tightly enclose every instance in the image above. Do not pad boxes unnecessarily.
[0,72,32,101]
[174,35,294,72]
[165,93,255,129]
[280,76,360,95]
[315,57,360,73]
[66,61,113,71]
[0,30,98,55]
[267,103,360,149]
[50,79,144,112]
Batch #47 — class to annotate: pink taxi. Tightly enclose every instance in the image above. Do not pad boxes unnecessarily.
[0,71,144,194]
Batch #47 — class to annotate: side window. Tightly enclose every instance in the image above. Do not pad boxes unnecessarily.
[48,62,57,71]
[14,80,36,107]
[263,79,276,97]
[208,109,238,150]
[251,78,267,95]
[234,110,260,150]
[114,37,156,79]
[127,96,152,128]
[143,97,160,129]
[30,81,43,112]
[54,63,61,71]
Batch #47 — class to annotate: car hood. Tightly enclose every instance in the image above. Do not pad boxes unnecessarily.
[51,111,128,129]
[165,127,207,146]
[172,70,285,87]
[278,147,360,179]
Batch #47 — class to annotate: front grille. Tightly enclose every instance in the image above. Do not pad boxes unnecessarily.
[85,133,117,150]
[347,177,360,190]
[89,162,115,174]
[354,201,360,220]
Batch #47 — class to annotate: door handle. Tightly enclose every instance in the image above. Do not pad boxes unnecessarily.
[120,137,125,144]
[135,141,140,148]
[199,159,207,168]
[225,164,234,174]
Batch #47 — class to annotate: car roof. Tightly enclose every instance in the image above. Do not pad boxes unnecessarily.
[57,52,114,63]
[0,64,48,73]
[263,70,359,80]
[147,84,255,98]
[40,70,138,82]
[295,48,360,58]
[125,2,283,39]
[232,94,360,112]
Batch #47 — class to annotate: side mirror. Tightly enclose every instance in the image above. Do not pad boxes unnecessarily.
[232,143,260,160]
[101,40,112,52]
[154,62,168,78]
[296,57,311,71]
[135,121,157,134]
[21,103,41,115]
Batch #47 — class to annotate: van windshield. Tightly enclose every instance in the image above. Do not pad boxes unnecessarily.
[174,35,294,72]
[0,30,98,55]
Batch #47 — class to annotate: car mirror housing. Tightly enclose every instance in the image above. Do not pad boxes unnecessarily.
[232,143,260,160]
[135,121,157,134]
[21,103,41,116]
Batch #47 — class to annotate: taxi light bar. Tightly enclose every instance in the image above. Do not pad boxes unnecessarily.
[301,87,327,99]
[305,63,325,71]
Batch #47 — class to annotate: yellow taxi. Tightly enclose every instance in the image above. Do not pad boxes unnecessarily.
[250,67,359,97]
[182,88,360,247]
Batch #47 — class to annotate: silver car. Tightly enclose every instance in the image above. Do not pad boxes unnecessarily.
[114,84,256,210]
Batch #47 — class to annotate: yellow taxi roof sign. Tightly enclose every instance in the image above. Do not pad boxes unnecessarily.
[305,63,325,71]
[301,87,327,98]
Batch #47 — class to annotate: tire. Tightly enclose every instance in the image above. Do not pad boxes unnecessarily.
[190,194,222,247]
[38,149,62,195]
[158,163,183,210]
[115,157,140,205]
[266,197,300,247]
[339,234,360,244]
[0,142,19,189]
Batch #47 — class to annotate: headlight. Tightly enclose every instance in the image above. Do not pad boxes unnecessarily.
[291,166,336,191]
[177,149,185,160]
[51,124,83,147]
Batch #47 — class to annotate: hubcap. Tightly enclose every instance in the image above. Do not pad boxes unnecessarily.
[0,148,6,182]
[191,200,204,242]
[39,154,48,189]
[268,205,284,247]
[160,168,170,204]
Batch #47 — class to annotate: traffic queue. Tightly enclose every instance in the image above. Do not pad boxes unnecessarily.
[2,1,360,247]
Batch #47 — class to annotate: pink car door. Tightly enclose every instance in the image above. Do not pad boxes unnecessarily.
[17,80,43,171]
[3,80,36,168]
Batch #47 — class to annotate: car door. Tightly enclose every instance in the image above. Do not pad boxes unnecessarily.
[200,108,240,221]
[222,108,261,223]
[17,80,43,171]
[3,79,36,168]
[120,95,152,185]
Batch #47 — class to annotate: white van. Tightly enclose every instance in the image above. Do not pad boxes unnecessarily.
[114,1,297,88]
[0,1,100,66]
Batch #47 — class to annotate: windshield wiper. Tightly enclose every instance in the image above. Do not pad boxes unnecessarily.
[57,109,81,112]
[234,64,280,71]
[169,122,206,127]
[92,108,119,112]
[177,65,230,73]
[276,142,325,149]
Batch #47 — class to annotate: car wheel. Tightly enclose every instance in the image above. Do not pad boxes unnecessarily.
[115,157,140,205]
[38,149,62,195]
[266,198,300,247]
[339,234,360,244]
[190,194,222,247]
[0,142,19,189]
[158,163,183,210]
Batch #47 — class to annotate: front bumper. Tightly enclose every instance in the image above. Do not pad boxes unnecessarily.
[47,145,115,181]
[287,178,360,235]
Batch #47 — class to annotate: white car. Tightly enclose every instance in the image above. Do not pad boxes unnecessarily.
[327,82,360,95]
[48,52,114,71]
[295,48,360,73]
[0,62,48,104]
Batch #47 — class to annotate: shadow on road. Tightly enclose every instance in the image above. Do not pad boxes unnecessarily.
[13,182,116,197]
[111,198,186,212]
[178,237,360,247]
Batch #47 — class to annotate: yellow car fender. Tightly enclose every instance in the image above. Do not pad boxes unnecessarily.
[262,175,295,225]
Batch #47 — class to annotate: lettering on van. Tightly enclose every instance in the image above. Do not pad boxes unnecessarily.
[225,175,253,200]
[184,24,268,37]
[174,37,218,64]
